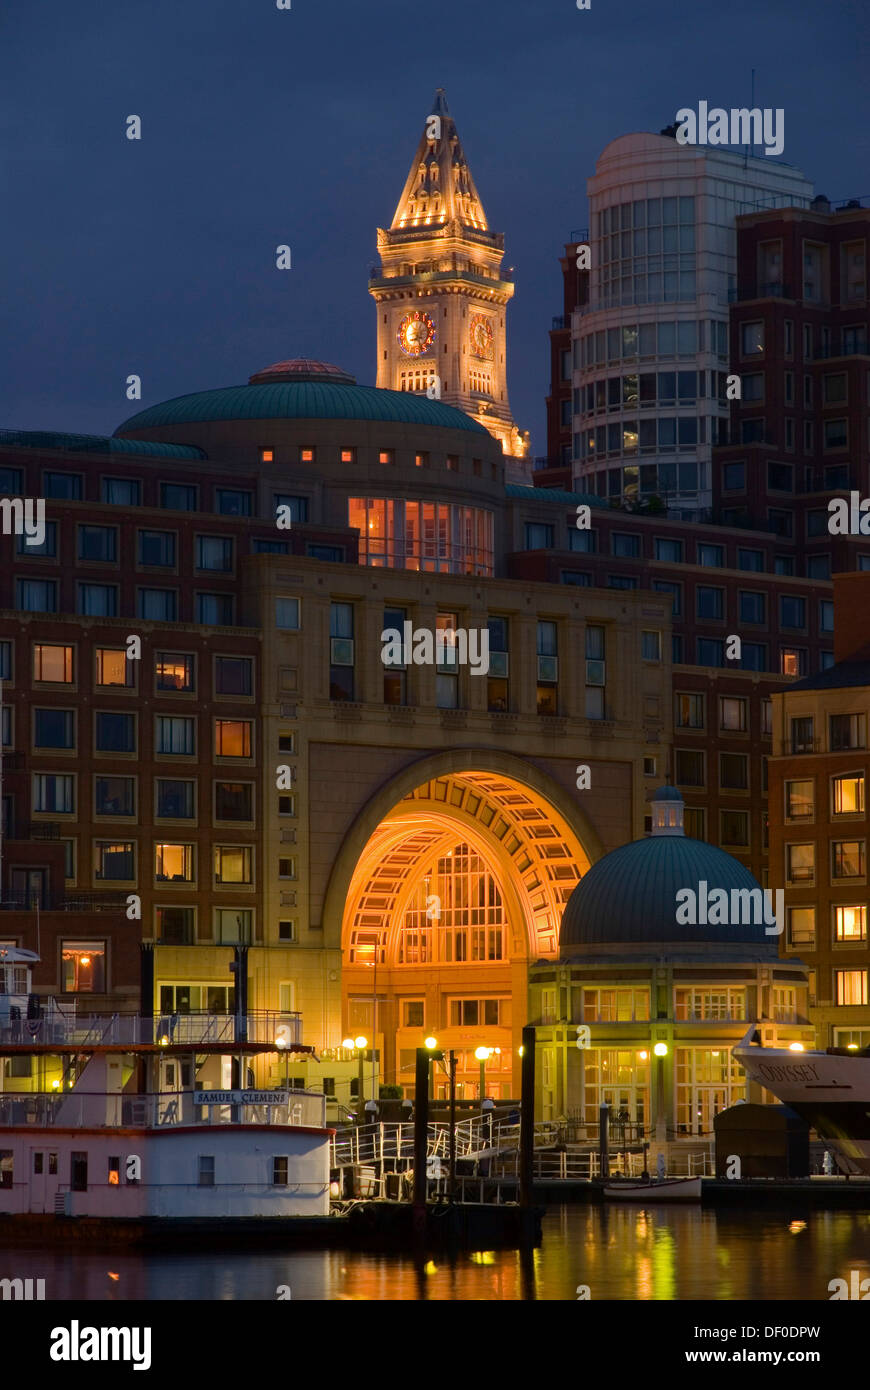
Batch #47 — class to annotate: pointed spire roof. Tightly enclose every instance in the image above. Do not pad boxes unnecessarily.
[390,89,488,233]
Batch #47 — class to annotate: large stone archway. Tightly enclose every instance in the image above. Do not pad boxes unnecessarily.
[321,749,601,1099]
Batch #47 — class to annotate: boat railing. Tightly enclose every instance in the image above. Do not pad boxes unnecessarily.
[0,1010,302,1048]
[0,1088,326,1130]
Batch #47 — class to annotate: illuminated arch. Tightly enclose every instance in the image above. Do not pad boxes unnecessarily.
[323,749,603,964]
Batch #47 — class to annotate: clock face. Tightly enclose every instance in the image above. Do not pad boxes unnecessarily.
[469,314,494,360]
[398,310,436,356]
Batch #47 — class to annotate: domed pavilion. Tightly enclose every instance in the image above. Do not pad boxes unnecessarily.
[528,787,810,1162]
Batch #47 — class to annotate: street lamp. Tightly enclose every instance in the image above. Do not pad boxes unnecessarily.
[474,1045,492,1102]
[653,1041,668,1144]
[342,1035,368,1120]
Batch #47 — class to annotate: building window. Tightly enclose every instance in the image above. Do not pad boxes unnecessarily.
[95,712,135,753]
[741,321,764,355]
[102,477,140,506]
[780,595,806,630]
[138,588,177,622]
[738,591,765,624]
[215,656,253,697]
[719,696,746,732]
[94,776,135,817]
[790,716,814,753]
[272,1156,289,1186]
[195,536,233,572]
[737,548,764,572]
[780,647,806,678]
[16,579,57,614]
[214,846,252,885]
[720,810,749,846]
[835,971,868,1007]
[720,753,748,789]
[487,617,509,712]
[78,524,117,563]
[785,780,814,821]
[536,621,558,714]
[832,840,865,880]
[786,843,814,884]
[94,841,134,881]
[697,543,724,568]
[697,638,725,667]
[652,579,682,615]
[32,773,75,815]
[612,532,640,558]
[156,778,195,819]
[78,583,118,617]
[832,774,864,817]
[525,522,554,550]
[675,749,705,786]
[787,907,815,947]
[274,495,309,524]
[62,943,106,993]
[675,693,704,728]
[96,648,134,688]
[434,611,459,709]
[330,603,355,702]
[834,906,867,944]
[382,606,408,707]
[402,1000,425,1028]
[830,714,866,751]
[33,644,73,683]
[156,653,195,693]
[214,782,253,822]
[156,907,196,945]
[34,709,74,750]
[155,843,195,883]
[585,625,605,720]
[161,483,197,511]
[156,715,196,756]
[216,489,251,516]
[214,720,252,758]
[44,472,82,500]
[198,1156,215,1187]
[276,597,301,630]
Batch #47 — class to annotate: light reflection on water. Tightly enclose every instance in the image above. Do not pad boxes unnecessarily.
[4,1205,870,1300]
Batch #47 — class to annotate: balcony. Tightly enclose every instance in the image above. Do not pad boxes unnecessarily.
[0,1010,303,1049]
[0,1086,324,1130]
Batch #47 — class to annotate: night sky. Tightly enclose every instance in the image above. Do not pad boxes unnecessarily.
[2,0,867,453]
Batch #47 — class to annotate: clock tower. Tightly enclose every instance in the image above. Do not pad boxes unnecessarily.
[370,89,529,466]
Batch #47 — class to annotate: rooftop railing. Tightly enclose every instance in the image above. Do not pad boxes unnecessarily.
[0,1010,302,1048]
[0,1087,325,1130]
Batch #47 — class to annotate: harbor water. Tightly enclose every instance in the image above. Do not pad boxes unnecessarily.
[4,1204,870,1300]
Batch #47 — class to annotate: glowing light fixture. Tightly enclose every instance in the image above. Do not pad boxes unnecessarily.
[159,1036,169,1047]
[474,1046,492,1061]
[788,1042,805,1052]
[424,1036,438,1050]
[342,1037,354,1050]
[354,1035,368,1050]
[653,1042,668,1058]
[638,1050,649,1061]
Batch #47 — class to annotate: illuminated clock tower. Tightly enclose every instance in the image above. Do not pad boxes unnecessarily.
[370,89,529,465]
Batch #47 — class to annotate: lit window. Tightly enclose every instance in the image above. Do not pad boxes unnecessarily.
[260,449,274,463]
[214,720,252,758]
[61,943,105,993]
[834,906,867,943]
[33,645,73,683]
[155,843,195,882]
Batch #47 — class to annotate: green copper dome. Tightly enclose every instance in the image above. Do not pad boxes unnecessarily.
[115,368,491,436]
[560,786,770,948]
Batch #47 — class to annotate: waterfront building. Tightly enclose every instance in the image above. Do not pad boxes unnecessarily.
[369,90,529,469]
[529,786,809,1157]
[0,360,666,1105]
[770,571,870,1049]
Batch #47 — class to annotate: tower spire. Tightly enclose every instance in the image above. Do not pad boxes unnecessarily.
[390,89,488,232]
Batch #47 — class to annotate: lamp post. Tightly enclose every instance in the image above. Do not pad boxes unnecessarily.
[474,1045,492,1104]
[653,1041,668,1147]
[342,1035,368,1121]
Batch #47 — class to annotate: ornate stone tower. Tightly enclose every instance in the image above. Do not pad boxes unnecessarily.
[370,89,529,464]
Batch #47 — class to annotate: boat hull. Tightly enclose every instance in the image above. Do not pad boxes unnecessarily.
[733,1038,870,1173]
[603,1177,701,1202]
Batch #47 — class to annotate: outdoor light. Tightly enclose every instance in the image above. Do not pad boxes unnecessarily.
[518,1045,524,1057]
[638,1050,649,1061]
[159,1036,169,1047]
[424,1036,438,1050]
[275,1037,286,1049]
[354,1035,368,1050]
[788,1042,805,1052]
[847,1043,859,1051]
[342,1037,354,1050]
[474,1045,492,1061]
[51,1079,60,1090]
[653,1042,668,1057]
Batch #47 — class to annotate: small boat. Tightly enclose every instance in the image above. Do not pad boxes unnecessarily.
[604,1176,702,1202]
